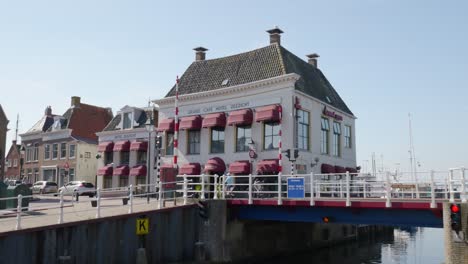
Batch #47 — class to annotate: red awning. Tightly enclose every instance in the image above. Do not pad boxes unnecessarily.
[130,141,148,151]
[204,157,226,174]
[113,165,130,176]
[345,167,358,173]
[130,165,147,176]
[113,141,130,152]
[179,115,202,130]
[227,109,253,126]
[255,105,281,122]
[229,160,251,175]
[97,165,113,176]
[321,164,336,173]
[179,163,201,175]
[158,118,175,132]
[256,159,280,174]
[202,113,226,128]
[98,142,114,152]
[335,166,346,173]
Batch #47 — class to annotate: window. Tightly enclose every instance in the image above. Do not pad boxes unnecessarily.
[69,144,76,158]
[166,132,174,156]
[6,160,11,167]
[105,152,114,165]
[344,125,352,148]
[13,159,17,167]
[33,144,39,161]
[52,144,58,159]
[210,127,225,153]
[121,151,130,165]
[69,168,75,182]
[264,122,280,150]
[187,130,200,154]
[103,176,113,188]
[60,143,67,159]
[123,112,133,129]
[236,126,251,152]
[119,176,129,187]
[84,152,91,159]
[321,118,330,154]
[332,122,341,157]
[297,110,310,150]
[137,150,146,165]
[44,144,51,160]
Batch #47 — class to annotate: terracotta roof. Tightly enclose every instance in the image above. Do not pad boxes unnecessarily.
[165,43,353,115]
[69,103,113,140]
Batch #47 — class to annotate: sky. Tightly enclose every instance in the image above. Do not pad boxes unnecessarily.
[0,0,467,172]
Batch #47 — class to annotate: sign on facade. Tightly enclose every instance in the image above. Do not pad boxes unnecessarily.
[136,218,149,235]
[287,177,305,199]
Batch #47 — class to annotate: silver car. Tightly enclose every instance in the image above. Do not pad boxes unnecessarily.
[58,181,96,197]
[32,181,58,194]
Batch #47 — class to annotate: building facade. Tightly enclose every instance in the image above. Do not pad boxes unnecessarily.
[95,106,158,189]
[154,28,357,185]
[4,140,22,180]
[19,97,113,185]
[0,105,8,180]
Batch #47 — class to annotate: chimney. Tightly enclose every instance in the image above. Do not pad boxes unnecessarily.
[266,26,284,45]
[306,53,320,68]
[194,47,208,61]
[44,106,52,116]
[71,96,81,107]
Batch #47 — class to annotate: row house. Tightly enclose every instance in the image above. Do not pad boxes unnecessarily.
[153,28,357,188]
[19,97,113,186]
[95,106,158,189]
[4,140,22,180]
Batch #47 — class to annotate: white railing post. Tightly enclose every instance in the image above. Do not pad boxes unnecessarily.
[310,172,315,206]
[221,175,226,199]
[339,180,343,198]
[449,169,455,203]
[316,177,321,198]
[461,167,467,203]
[385,172,392,208]
[248,174,253,205]
[345,171,351,207]
[128,185,134,214]
[15,194,22,230]
[363,181,367,198]
[95,188,101,218]
[444,178,448,199]
[158,180,163,209]
[201,174,206,200]
[415,172,420,199]
[58,190,64,224]
[183,176,188,205]
[430,170,436,209]
[214,174,219,200]
[277,173,283,205]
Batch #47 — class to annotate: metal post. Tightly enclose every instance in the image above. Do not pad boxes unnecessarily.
[248,174,253,204]
[183,176,188,205]
[96,188,101,218]
[339,180,343,198]
[74,190,79,202]
[214,174,219,200]
[461,167,467,203]
[310,172,315,206]
[158,180,163,209]
[201,174,206,200]
[221,175,226,199]
[316,177,321,198]
[15,194,22,230]
[385,172,391,208]
[415,171,420,199]
[449,169,455,203]
[430,170,436,209]
[444,178,448,199]
[363,181,367,198]
[345,171,351,207]
[277,173,282,205]
[58,190,64,224]
[128,184,133,214]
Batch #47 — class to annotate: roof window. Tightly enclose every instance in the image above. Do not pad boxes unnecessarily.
[221,79,229,86]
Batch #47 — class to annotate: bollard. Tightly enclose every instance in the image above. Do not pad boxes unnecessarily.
[95,188,101,219]
[385,172,392,208]
[461,167,467,203]
[449,169,455,203]
[201,174,206,200]
[183,176,188,205]
[128,185,134,214]
[248,174,253,204]
[15,194,22,230]
[58,190,64,224]
[74,190,79,202]
[277,173,282,205]
[310,173,315,206]
[430,170,436,209]
[158,181,163,209]
[345,171,351,207]
[214,174,219,200]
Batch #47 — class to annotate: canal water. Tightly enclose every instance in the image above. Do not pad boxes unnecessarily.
[252,227,445,264]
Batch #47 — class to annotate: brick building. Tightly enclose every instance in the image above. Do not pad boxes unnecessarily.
[0,105,8,180]
[4,140,22,180]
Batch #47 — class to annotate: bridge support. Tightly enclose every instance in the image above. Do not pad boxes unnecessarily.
[443,203,468,264]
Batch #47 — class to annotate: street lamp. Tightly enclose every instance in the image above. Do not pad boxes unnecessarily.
[145,118,155,203]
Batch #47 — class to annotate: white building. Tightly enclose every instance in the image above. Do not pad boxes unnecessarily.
[153,28,357,182]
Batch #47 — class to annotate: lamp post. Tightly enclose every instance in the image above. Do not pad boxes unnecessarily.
[145,119,155,204]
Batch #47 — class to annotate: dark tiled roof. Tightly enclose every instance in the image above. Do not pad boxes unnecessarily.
[103,114,121,131]
[103,109,153,131]
[165,44,353,115]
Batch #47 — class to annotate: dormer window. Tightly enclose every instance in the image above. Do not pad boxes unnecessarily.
[52,118,62,131]
[123,112,133,129]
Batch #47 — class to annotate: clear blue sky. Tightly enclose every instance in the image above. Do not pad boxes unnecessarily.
[1,0,467,172]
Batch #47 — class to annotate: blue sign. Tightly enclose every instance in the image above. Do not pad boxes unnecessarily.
[287,177,305,199]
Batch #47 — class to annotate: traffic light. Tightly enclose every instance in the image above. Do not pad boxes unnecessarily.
[294,149,299,159]
[450,203,462,232]
[285,149,291,159]
[197,200,208,219]
[156,136,162,149]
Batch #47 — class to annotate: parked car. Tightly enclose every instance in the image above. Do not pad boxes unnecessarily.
[58,181,96,197]
[32,181,58,194]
